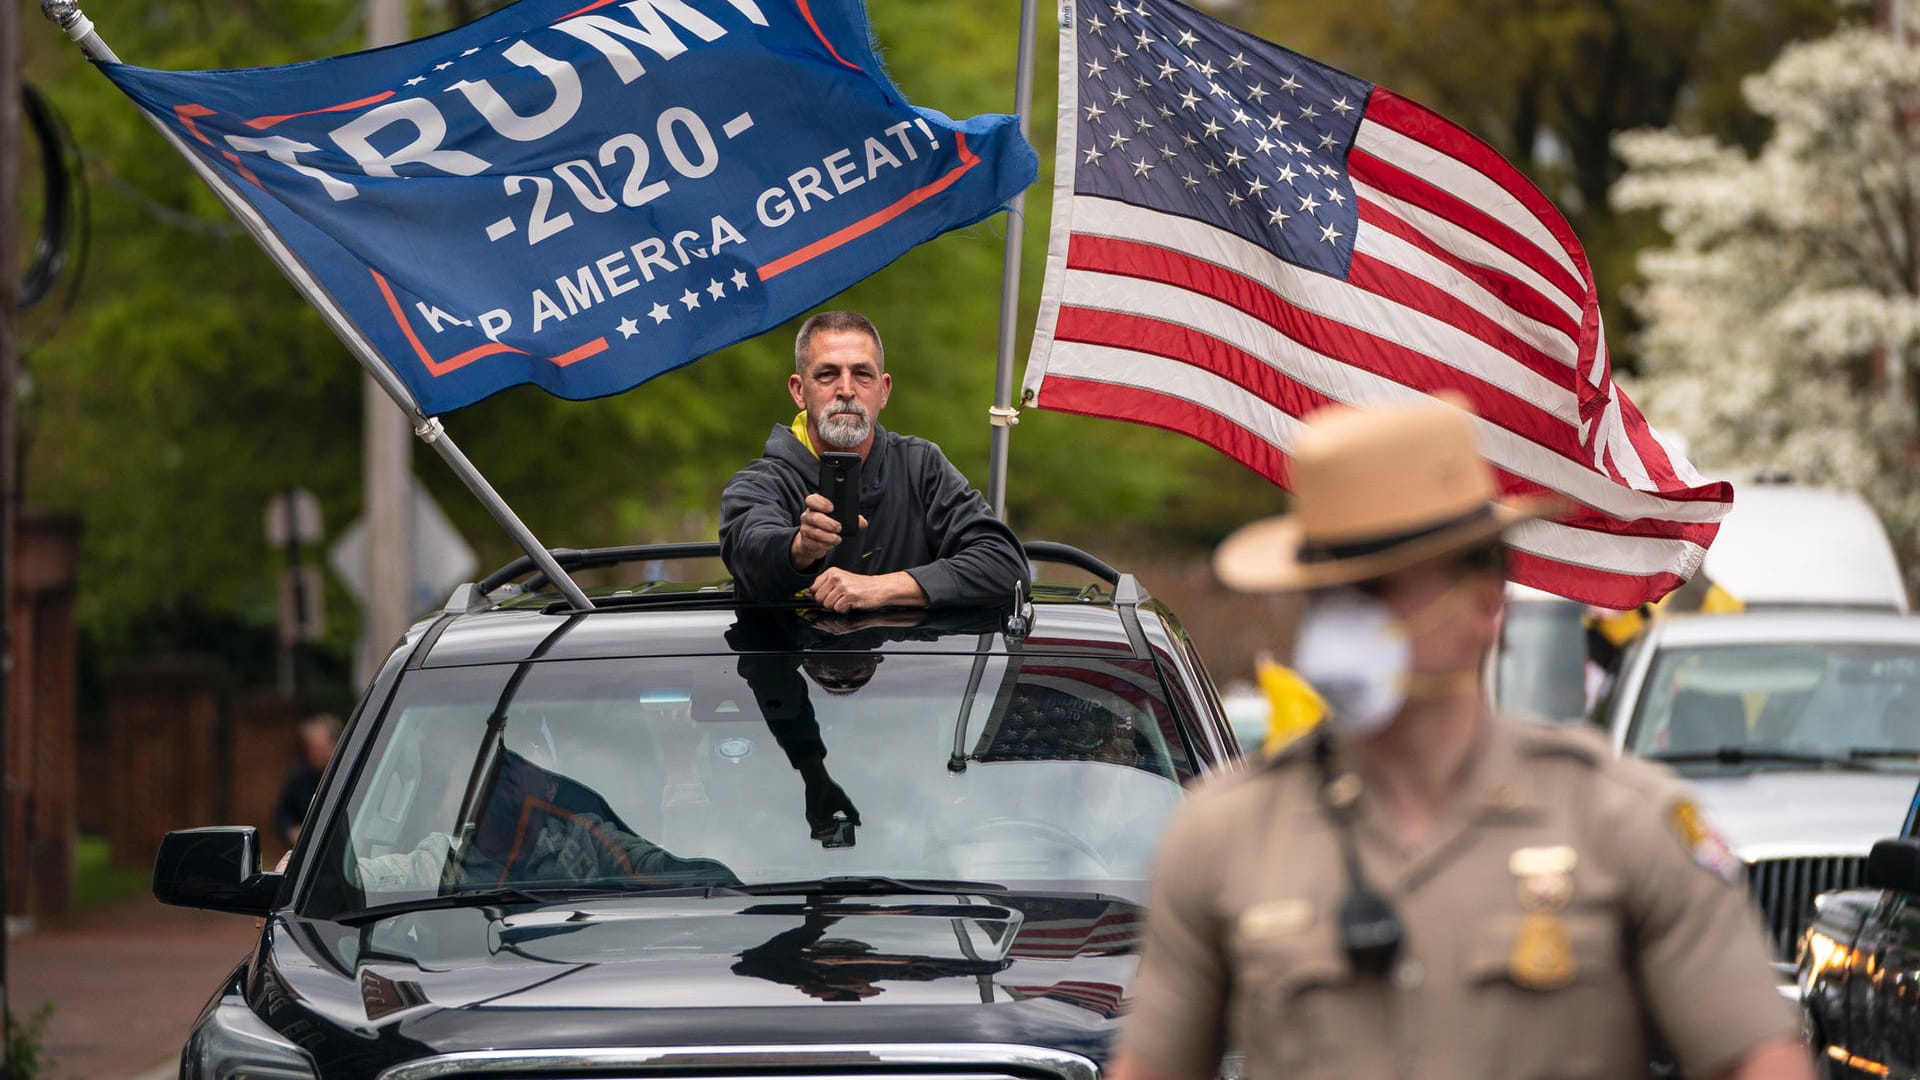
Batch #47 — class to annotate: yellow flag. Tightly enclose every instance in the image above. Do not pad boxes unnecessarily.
[1256,658,1326,755]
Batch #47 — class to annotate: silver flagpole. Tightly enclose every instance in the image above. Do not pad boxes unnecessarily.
[39,0,595,612]
[986,0,1040,521]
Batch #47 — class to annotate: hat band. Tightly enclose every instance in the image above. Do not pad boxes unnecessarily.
[1296,505,1496,565]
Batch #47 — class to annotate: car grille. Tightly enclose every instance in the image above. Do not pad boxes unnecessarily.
[1747,856,1866,959]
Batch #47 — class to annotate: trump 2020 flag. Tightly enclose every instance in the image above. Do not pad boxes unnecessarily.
[1022,0,1732,608]
[99,0,1037,415]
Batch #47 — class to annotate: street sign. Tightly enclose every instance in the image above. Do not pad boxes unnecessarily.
[265,487,324,547]
[329,481,478,614]
[277,565,326,644]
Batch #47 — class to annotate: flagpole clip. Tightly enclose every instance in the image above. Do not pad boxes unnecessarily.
[988,405,1021,428]
[42,0,94,43]
[414,416,446,444]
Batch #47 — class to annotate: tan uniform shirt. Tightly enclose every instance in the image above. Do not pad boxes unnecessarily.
[1120,716,1798,1079]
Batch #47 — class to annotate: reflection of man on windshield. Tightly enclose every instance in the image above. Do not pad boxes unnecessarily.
[727,608,1005,844]
[356,748,736,893]
[731,911,1005,1002]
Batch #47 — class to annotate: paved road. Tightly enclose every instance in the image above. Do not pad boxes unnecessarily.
[10,895,257,1080]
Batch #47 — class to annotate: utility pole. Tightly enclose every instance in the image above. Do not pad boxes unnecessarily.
[358,0,414,688]
[0,0,21,1066]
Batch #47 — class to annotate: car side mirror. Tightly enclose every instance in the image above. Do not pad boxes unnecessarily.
[153,826,283,916]
[1864,837,1920,896]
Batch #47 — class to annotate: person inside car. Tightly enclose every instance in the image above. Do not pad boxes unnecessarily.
[355,745,736,893]
[718,310,1029,612]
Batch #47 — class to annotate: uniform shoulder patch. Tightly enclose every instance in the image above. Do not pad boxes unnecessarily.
[1668,797,1743,886]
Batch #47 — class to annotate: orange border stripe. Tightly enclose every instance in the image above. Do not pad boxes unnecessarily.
[758,131,979,281]
[796,0,865,73]
[248,91,397,131]
[556,0,621,19]
[174,104,217,146]
[550,338,610,367]
[371,269,527,377]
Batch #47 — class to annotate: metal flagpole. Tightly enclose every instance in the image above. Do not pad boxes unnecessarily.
[986,0,1040,521]
[39,0,595,613]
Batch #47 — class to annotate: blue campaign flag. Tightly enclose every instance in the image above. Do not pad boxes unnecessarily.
[100,0,1038,415]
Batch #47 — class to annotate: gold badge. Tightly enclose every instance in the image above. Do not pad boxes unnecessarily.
[1237,898,1313,940]
[1507,845,1578,878]
[1509,910,1576,989]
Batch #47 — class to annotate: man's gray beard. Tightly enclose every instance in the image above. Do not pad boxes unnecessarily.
[818,407,871,449]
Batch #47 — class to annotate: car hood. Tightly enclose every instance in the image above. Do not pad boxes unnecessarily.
[1681,770,1915,860]
[252,892,1139,1074]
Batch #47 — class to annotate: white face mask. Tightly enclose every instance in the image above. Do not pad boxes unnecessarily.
[1292,587,1411,739]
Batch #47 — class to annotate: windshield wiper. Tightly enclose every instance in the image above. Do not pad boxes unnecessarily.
[733,875,1009,897]
[339,883,742,924]
[1646,746,1879,772]
[1846,747,1920,763]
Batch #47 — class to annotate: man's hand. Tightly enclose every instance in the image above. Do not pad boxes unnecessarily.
[807,568,928,613]
[795,754,862,841]
[789,493,868,571]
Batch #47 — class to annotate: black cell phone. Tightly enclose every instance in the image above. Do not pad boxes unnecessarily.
[820,817,857,849]
[818,451,861,547]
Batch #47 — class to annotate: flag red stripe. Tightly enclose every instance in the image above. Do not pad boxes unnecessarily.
[1348,147,1586,306]
[1507,548,1686,610]
[1066,236,1585,458]
[1363,89,1592,284]
[1354,198,1581,344]
[1610,386,1686,490]
[1047,312,1722,544]
[1038,374,1294,488]
[1345,251,1570,387]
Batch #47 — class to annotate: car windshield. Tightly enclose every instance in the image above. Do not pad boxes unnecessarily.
[305,648,1192,917]
[1626,641,1920,770]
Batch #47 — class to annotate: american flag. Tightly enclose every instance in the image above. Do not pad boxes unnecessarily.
[1022,0,1733,608]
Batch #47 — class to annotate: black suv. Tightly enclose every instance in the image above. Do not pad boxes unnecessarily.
[156,542,1237,1080]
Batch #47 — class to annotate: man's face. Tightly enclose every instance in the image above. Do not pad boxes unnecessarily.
[789,329,890,452]
[1365,560,1505,677]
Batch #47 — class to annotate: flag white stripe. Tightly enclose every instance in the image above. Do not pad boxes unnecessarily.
[1507,517,1705,579]
[1352,179,1584,327]
[1048,344,1716,576]
[1353,209,1579,368]
[1049,329,1725,525]
[1067,197,1580,425]
[1354,119,1583,285]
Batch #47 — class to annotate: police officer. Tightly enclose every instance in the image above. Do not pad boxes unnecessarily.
[1109,398,1810,1080]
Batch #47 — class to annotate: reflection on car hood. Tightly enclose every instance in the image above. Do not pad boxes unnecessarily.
[256,892,1141,1073]
[1684,770,1915,860]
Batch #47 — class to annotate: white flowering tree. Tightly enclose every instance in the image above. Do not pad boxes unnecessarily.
[1612,18,1920,556]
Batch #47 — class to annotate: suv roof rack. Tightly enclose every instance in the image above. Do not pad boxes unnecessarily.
[464,539,1150,614]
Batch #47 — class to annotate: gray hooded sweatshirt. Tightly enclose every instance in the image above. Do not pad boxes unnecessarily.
[718,422,1029,607]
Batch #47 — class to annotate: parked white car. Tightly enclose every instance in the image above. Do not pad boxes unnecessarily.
[1598,611,1920,975]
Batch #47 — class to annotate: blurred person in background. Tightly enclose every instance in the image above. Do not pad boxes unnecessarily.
[274,712,341,848]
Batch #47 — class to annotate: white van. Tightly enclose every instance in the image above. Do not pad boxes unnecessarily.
[1699,481,1908,614]
[1492,480,1910,723]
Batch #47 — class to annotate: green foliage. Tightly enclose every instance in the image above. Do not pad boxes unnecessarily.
[70,832,150,908]
[6,1002,57,1080]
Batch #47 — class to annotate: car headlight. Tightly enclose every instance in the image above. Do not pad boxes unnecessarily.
[1802,928,1853,982]
[183,994,318,1080]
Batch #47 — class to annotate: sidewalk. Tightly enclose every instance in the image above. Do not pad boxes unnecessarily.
[9,894,258,1080]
